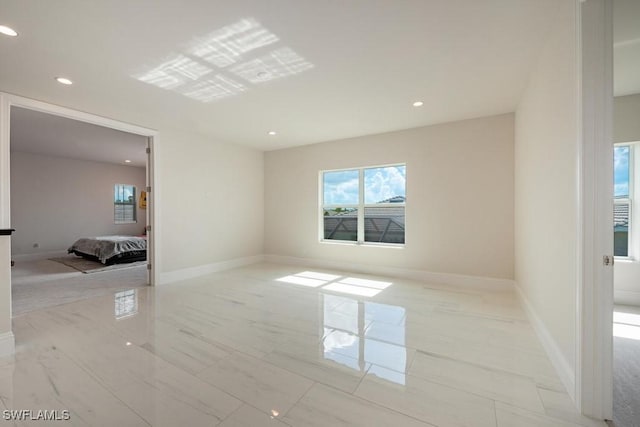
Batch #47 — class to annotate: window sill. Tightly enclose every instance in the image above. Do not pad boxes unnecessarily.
[115,221,137,225]
[319,240,404,249]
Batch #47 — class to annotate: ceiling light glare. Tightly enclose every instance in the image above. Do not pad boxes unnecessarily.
[412,101,424,107]
[55,77,73,85]
[268,131,277,135]
[230,47,314,84]
[124,160,132,163]
[0,25,18,37]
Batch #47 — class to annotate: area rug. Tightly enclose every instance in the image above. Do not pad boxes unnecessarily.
[48,256,146,274]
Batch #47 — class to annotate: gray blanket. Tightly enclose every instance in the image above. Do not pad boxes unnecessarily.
[68,236,147,264]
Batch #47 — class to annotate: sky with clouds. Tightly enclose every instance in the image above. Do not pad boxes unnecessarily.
[114,185,136,203]
[615,146,629,198]
[323,166,406,205]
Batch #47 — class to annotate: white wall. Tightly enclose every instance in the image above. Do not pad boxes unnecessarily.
[10,151,146,256]
[614,93,640,305]
[614,94,640,144]
[8,128,265,275]
[158,129,264,274]
[514,0,578,394]
[265,113,515,281]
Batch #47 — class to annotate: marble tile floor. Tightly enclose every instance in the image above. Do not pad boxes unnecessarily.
[0,262,607,426]
[11,258,148,316]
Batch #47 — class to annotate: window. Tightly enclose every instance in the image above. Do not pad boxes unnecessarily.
[321,164,406,245]
[615,145,631,257]
[114,184,137,224]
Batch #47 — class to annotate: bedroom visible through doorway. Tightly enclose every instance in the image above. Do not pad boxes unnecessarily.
[9,106,152,316]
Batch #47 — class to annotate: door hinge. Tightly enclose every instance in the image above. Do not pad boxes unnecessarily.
[146,225,151,231]
[146,147,151,154]
[603,255,614,266]
[146,186,151,193]
[147,263,151,270]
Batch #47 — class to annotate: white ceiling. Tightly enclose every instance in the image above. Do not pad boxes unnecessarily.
[0,0,563,150]
[614,0,640,97]
[11,107,147,167]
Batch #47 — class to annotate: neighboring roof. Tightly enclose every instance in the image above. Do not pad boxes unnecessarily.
[376,196,406,204]
[324,197,405,242]
[614,203,629,228]
[332,206,405,220]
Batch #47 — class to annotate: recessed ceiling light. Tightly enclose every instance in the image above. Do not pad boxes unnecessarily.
[55,77,73,85]
[124,160,132,163]
[0,25,18,37]
[412,101,424,107]
[268,131,277,136]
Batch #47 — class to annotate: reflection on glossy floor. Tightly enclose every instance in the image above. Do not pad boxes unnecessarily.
[1,263,606,426]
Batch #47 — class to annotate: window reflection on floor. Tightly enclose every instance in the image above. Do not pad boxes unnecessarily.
[114,289,138,320]
[321,294,407,384]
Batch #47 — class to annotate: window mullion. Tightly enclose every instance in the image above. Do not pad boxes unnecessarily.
[358,168,364,243]
[630,145,635,259]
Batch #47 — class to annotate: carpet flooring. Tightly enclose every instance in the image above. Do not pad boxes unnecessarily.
[614,305,640,427]
[11,258,148,316]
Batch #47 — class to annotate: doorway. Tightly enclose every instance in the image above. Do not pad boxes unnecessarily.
[611,0,640,423]
[10,106,152,314]
[0,93,158,320]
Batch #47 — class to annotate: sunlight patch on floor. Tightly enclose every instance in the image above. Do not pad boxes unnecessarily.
[275,271,393,297]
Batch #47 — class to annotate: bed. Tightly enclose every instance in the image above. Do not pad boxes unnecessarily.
[68,235,147,265]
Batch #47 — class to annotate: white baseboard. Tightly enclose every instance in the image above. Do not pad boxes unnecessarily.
[264,254,515,291]
[158,255,264,285]
[12,250,68,262]
[515,285,575,401]
[614,289,640,306]
[0,331,15,358]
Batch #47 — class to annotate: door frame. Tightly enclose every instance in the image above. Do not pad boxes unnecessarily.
[576,0,613,420]
[0,92,160,286]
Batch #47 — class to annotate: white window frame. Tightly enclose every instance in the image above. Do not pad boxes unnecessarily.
[614,143,636,260]
[114,183,137,224]
[319,163,406,247]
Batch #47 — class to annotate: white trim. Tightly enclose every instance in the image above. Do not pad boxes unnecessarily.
[146,134,159,287]
[0,95,11,228]
[158,255,265,285]
[614,289,640,306]
[576,0,613,420]
[264,254,514,291]
[2,93,155,137]
[0,331,15,358]
[516,285,576,400]
[12,250,68,262]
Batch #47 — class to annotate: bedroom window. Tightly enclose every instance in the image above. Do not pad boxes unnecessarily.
[114,184,137,224]
[615,145,632,257]
[321,164,406,245]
